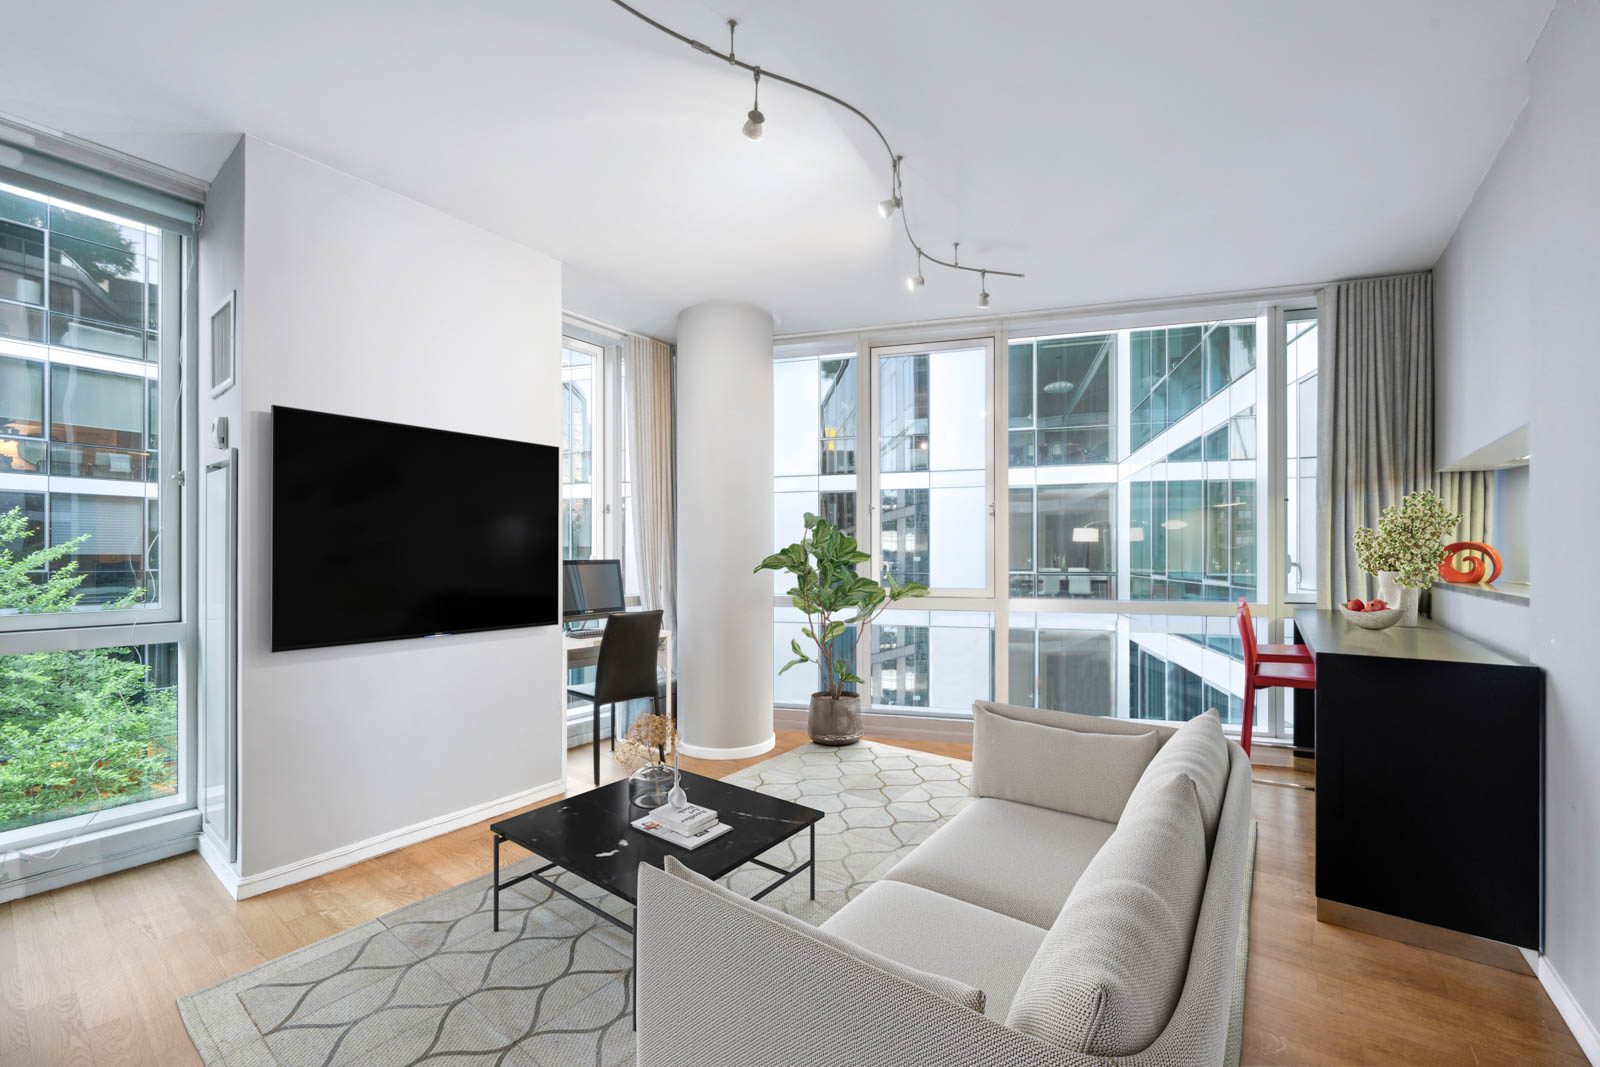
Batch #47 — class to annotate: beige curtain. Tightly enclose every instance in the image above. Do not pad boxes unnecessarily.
[1316,272,1436,605]
[623,334,676,637]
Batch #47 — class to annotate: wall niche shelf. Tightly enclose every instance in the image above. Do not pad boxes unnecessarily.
[1433,581,1530,606]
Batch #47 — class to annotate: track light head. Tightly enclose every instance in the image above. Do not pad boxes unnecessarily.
[977,271,990,308]
[741,66,764,140]
[878,196,901,219]
[906,271,925,292]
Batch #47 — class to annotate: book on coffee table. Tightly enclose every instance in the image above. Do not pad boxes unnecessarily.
[631,814,733,851]
[648,801,717,834]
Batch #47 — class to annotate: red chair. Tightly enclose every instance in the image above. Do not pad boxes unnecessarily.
[1237,598,1311,663]
[1236,598,1315,756]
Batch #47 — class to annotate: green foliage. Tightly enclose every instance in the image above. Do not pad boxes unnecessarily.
[0,508,174,831]
[754,513,928,699]
[1353,489,1460,589]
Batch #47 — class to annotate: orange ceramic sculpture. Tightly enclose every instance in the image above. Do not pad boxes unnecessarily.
[1439,541,1503,584]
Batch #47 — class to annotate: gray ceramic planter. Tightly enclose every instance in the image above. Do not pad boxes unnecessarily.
[808,691,862,746]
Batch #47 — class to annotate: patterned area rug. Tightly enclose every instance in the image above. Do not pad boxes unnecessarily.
[178,741,973,1066]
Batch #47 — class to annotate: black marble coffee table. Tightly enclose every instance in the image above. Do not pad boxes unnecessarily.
[489,770,822,1017]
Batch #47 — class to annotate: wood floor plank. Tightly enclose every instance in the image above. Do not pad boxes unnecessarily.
[1,730,1587,1065]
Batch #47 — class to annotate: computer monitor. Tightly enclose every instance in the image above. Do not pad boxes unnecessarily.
[563,559,626,620]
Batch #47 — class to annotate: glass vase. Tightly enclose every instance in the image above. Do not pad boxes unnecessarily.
[629,763,674,809]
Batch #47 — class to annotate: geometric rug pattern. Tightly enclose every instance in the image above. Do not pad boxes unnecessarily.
[178,741,973,1066]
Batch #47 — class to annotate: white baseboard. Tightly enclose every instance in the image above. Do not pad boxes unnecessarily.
[228,778,566,900]
[0,809,201,904]
[679,734,776,760]
[196,832,241,898]
[1539,954,1600,1065]
[773,706,974,744]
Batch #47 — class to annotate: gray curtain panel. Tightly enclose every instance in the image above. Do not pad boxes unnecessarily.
[1315,272,1436,606]
[1316,271,1497,605]
[624,333,677,637]
[1438,470,1494,545]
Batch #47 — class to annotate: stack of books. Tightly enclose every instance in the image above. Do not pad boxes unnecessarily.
[632,801,730,850]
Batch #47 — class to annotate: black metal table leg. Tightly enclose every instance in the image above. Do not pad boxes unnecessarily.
[809,823,816,899]
[493,834,502,931]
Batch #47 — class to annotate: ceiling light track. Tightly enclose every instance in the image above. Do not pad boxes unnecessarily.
[605,0,1025,300]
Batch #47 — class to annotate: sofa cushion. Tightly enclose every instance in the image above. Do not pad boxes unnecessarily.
[881,797,1116,929]
[660,857,985,1013]
[1006,773,1209,1056]
[1124,708,1230,850]
[971,702,1161,822]
[821,880,1048,1019]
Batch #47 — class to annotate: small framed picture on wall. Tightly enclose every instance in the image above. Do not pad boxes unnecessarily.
[211,291,236,397]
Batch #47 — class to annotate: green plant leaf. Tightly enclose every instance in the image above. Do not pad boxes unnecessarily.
[777,657,809,675]
[753,551,795,574]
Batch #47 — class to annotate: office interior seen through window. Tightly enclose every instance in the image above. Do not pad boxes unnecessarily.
[773,308,1318,741]
[0,177,186,841]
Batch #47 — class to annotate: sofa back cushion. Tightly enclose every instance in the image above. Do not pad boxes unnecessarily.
[660,857,986,1014]
[1006,773,1209,1056]
[1123,708,1230,850]
[971,702,1161,823]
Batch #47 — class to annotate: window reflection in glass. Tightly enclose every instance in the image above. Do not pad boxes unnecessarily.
[870,610,993,714]
[879,353,929,473]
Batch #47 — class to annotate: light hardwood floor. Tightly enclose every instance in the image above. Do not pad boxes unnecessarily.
[0,735,1585,1065]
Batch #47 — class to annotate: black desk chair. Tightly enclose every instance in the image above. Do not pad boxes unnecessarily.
[565,610,664,786]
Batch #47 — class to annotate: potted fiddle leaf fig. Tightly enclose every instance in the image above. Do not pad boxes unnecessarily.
[755,513,928,745]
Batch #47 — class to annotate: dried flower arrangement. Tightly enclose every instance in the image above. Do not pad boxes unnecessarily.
[615,712,679,773]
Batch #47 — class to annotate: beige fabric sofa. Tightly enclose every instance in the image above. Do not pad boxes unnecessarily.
[635,702,1253,1067]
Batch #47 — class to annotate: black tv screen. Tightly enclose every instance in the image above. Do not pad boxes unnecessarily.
[271,406,559,651]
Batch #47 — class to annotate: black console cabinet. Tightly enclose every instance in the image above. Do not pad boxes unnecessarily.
[1295,608,1543,963]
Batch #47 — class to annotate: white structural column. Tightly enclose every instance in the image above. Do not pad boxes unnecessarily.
[675,301,776,759]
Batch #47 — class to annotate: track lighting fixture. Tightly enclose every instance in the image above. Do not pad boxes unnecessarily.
[906,253,925,292]
[742,67,764,141]
[607,2,1025,296]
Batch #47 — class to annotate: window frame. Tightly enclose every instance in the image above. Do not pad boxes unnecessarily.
[0,203,195,856]
[0,226,183,635]
[773,293,1318,741]
[867,334,997,600]
[559,334,606,563]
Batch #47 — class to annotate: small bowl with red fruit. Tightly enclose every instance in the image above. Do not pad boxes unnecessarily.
[1339,597,1403,630]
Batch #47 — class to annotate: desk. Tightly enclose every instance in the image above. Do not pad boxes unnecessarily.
[1294,608,1542,970]
[563,626,673,727]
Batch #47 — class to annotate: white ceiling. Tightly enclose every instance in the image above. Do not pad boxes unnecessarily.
[0,0,1549,339]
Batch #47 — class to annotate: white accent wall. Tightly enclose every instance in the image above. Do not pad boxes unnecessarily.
[675,300,775,757]
[1433,1,1600,1058]
[201,137,565,881]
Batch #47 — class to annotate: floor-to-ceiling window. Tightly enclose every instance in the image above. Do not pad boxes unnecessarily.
[0,177,191,859]
[772,302,1315,741]
[560,338,601,561]
[772,349,861,702]
[1284,310,1318,602]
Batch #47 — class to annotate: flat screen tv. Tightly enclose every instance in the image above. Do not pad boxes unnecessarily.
[271,406,559,651]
